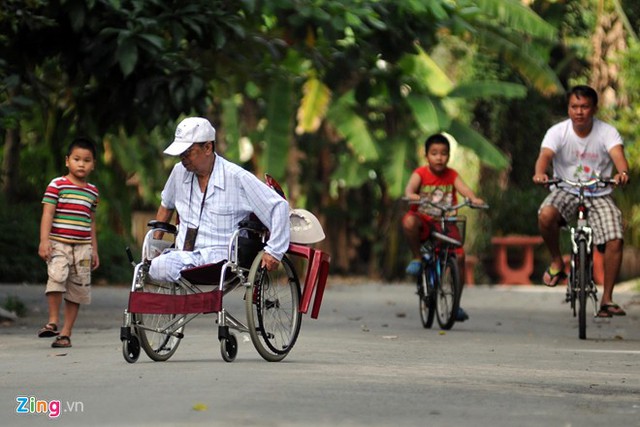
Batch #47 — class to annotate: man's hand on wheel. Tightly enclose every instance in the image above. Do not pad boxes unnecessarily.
[261,252,280,271]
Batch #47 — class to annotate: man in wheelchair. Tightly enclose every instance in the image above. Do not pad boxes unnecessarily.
[148,117,290,283]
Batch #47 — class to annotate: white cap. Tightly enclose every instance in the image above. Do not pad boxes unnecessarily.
[164,117,216,156]
[289,209,326,244]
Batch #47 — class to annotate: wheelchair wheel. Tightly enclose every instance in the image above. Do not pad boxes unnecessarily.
[220,333,238,363]
[136,281,186,362]
[122,335,140,364]
[245,251,302,362]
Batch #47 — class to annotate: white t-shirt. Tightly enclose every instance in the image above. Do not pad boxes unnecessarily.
[541,118,623,196]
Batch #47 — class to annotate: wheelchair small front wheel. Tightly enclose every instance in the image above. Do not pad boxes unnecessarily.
[122,335,141,364]
[220,333,238,362]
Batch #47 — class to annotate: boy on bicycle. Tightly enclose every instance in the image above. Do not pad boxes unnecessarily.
[533,85,630,317]
[402,133,485,320]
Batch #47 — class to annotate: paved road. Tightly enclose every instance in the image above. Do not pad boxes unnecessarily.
[1,281,639,427]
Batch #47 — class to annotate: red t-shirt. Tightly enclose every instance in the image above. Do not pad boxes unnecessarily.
[410,166,458,218]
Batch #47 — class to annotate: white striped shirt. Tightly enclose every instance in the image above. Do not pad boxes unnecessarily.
[160,155,290,263]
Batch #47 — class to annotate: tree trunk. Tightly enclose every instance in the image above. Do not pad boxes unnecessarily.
[590,5,628,108]
[1,126,21,202]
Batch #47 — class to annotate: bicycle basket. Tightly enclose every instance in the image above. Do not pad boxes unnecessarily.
[442,216,466,246]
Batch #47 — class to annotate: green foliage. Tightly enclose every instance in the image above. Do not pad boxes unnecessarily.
[0,199,47,283]
[92,229,138,285]
[0,0,588,281]
[2,295,27,317]
[0,195,136,285]
[484,184,545,237]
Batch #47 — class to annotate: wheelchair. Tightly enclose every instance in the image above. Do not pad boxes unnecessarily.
[120,185,330,363]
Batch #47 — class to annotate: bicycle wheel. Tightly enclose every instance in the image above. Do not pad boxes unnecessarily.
[417,262,435,329]
[245,251,302,362]
[436,256,461,330]
[577,240,588,340]
[136,280,187,361]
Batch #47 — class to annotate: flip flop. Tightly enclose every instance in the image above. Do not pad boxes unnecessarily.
[599,303,626,316]
[405,259,421,276]
[542,266,567,287]
[37,323,59,338]
[52,335,72,348]
[595,307,612,318]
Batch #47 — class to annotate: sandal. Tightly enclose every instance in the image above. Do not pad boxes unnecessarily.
[405,259,421,276]
[599,303,626,317]
[37,323,59,338]
[542,266,567,287]
[52,335,72,348]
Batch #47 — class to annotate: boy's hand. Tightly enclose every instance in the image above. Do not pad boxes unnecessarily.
[38,240,51,262]
[92,251,100,270]
[470,197,485,206]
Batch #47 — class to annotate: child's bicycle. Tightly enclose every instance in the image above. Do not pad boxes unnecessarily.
[120,176,331,362]
[406,198,489,330]
[542,176,616,340]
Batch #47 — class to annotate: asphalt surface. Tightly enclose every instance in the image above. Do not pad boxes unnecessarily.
[1,280,639,427]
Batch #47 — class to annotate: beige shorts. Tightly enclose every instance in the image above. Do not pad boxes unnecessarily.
[45,241,92,305]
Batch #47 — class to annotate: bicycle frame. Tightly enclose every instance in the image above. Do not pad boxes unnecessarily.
[546,176,615,339]
[566,184,597,317]
[407,198,488,330]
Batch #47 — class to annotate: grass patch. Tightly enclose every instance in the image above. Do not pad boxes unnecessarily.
[2,295,27,317]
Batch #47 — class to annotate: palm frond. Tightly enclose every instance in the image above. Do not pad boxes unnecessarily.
[475,0,557,41]
[262,78,293,180]
[447,81,527,99]
[475,29,563,96]
[399,47,453,97]
[406,93,451,134]
[382,135,412,198]
[327,92,379,162]
[448,119,509,170]
[295,76,331,135]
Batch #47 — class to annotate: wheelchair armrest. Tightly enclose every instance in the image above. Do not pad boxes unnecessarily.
[147,220,177,235]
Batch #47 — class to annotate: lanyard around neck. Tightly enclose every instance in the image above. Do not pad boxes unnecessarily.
[188,157,215,227]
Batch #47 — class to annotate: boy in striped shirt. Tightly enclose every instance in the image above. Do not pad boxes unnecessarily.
[37,138,100,348]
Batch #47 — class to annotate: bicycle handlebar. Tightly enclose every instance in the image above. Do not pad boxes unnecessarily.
[541,176,617,188]
[404,197,489,214]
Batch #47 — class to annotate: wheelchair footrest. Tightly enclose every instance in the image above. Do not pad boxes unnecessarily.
[128,290,223,314]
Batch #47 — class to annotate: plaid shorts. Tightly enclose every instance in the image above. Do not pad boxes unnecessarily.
[45,241,92,304]
[538,189,623,246]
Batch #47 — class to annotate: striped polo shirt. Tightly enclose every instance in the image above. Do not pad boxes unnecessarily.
[42,176,99,244]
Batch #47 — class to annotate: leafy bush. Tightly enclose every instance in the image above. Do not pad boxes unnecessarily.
[2,295,27,317]
[92,229,139,286]
[0,196,137,285]
[0,199,47,283]
[485,185,545,237]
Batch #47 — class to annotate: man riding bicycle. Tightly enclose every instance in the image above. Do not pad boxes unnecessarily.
[533,85,630,318]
